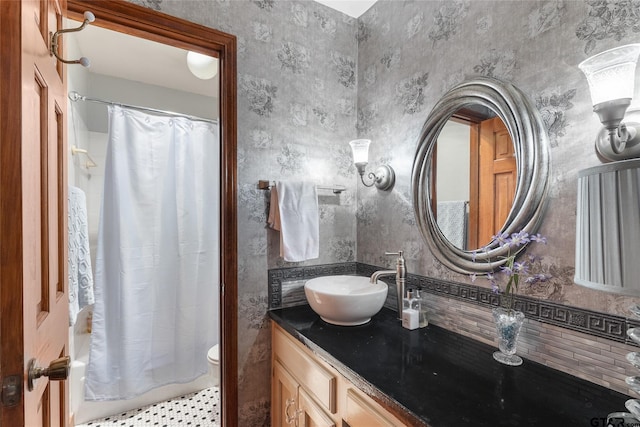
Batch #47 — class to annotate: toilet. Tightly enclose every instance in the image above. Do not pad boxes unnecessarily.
[207,345,220,386]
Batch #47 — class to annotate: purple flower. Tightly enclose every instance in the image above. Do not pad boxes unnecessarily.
[500,265,514,277]
[525,273,551,284]
[508,231,530,247]
[472,230,551,311]
[535,273,551,282]
[530,233,547,244]
[527,254,541,263]
[492,232,510,246]
[491,282,500,294]
[487,272,496,287]
[513,261,528,275]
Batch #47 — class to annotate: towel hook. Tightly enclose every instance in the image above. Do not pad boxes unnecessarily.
[50,11,95,67]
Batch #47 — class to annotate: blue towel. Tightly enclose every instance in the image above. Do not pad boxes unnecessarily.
[68,186,95,326]
[437,200,468,249]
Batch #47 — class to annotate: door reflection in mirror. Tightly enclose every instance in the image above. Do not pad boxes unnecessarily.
[432,108,516,251]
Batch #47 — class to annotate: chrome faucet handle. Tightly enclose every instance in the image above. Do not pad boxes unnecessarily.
[385,251,404,258]
[384,251,406,274]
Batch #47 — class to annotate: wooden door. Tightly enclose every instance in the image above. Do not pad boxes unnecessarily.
[0,0,69,426]
[471,116,516,247]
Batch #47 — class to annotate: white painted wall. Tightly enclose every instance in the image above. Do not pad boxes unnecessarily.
[84,73,218,133]
[435,120,471,202]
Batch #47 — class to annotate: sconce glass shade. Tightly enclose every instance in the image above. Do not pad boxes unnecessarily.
[348,138,395,191]
[186,51,218,80]
[575,159,640,296]
[349,139,370,165]
[578,44,640,106]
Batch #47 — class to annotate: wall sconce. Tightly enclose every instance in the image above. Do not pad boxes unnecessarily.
[579,44,640,161]
[349,139,395,191]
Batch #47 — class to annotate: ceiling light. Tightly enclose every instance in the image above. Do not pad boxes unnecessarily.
[186,51,218,80]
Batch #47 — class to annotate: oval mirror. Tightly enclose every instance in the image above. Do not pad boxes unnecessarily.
[412,77,550,274]
[433,106,514,250]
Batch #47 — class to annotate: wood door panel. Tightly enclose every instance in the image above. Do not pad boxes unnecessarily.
[34,69,50,320]
[493,157,516,173]
[299,388,335,427]
[272,361,299,427]
[473,116,516,246]
[494,172,516,232]
[494,129,512,158]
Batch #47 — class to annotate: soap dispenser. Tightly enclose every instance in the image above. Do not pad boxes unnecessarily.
[414,289,429,328]
[402,290,419,330]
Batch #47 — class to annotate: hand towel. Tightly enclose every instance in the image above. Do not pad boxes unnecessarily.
[270,181,319,262]
[267,185,281,231]
[68,186,95,326]
[437,200,468,249]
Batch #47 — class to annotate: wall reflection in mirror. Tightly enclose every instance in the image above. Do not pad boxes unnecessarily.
[433,106,516,251]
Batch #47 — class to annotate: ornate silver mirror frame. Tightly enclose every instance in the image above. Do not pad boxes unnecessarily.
[411,77,551,274]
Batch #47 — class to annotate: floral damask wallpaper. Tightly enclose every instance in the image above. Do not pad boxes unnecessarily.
[355,0,640,315]
[130,0,358,424]
[129,0,640,424]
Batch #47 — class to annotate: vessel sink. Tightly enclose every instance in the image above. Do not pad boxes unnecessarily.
[304,275,388,326]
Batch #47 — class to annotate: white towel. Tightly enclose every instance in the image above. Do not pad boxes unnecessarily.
[268,181,319,262]
[68,186,95,326]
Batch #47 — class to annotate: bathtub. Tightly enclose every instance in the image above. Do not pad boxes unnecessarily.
[70,309,213,425]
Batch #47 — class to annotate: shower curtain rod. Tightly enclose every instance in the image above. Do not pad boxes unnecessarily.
[68,91,218,125]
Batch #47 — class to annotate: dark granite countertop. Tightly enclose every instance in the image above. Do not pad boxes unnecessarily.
[269,305,630,427]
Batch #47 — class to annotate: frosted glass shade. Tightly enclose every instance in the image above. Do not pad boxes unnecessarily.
[187,51,218,80]
[578,44,640,106]
[349,139,370,165]
[575,159,640,296]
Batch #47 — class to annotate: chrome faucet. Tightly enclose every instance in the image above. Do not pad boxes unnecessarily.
[370,251,406,320]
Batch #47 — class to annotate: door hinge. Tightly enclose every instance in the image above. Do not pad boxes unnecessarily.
[2,375,22,407]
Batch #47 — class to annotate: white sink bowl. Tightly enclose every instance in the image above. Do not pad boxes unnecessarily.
[304,275,388,326]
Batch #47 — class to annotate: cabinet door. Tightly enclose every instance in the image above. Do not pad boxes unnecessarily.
[298,388,336,427]
[344,388,402,427]
[273,361,299,427]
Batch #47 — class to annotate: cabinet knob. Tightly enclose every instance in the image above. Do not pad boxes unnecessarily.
[285,397,302,426]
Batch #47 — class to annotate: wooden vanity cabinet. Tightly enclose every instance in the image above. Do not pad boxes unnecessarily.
[271,323,406,427]
[272,360,336,427]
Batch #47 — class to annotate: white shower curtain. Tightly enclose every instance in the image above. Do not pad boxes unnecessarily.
[85,105,220,401]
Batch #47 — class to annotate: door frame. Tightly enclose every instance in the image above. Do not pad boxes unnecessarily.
[66,1,238,425]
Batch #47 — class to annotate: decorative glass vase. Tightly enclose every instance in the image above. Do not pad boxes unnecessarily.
[492,307,525,366]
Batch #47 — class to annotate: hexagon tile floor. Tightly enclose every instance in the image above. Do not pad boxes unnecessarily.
[76,387,220,427]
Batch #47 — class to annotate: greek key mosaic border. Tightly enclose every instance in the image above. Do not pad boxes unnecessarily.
[268,262,357,308]
[269,262,637,346]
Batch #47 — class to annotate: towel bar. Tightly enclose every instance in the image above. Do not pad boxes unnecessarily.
[257,180,346,194]
[71,145,98,169]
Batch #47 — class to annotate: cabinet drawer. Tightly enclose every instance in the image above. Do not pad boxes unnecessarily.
[344,388,403,427]
[273,325,337,414]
